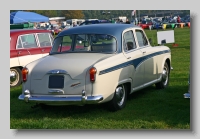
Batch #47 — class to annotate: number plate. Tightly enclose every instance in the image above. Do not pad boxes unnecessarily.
[48,75,64,88]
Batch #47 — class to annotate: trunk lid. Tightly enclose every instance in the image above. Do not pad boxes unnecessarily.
[29,53,113,95]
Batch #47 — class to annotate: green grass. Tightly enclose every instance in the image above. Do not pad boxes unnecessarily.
[10,27,190,129]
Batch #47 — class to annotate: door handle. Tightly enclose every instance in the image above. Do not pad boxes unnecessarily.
[18,51,21,54]
[143,51,146,54]
[127,57,131,59]
[42,49,45,52]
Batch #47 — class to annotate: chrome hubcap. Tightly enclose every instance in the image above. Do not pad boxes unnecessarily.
[162,66,168,86]
[115,86,125,106]
[10,69,19,86]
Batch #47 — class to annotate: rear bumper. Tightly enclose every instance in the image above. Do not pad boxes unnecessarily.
[18,90,103,105]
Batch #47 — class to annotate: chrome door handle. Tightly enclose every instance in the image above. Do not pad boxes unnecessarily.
[18,51,21,54]
[42,49,45,52]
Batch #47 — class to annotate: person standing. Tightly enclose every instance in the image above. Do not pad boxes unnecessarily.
[126,18,130,24]
[73,22,77,27]
[177,15,181,23]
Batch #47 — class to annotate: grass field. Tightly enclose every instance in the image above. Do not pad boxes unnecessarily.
[10,27,190,129]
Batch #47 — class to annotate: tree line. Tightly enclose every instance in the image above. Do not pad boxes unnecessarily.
[10,10,190,20]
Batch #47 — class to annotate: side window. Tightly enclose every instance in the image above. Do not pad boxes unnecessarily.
[75,34,89,50]
[37,33,52,47]
[20,34,37,48]
[135,30,148,47]
[123,30,136,51]
[54,35,73,52]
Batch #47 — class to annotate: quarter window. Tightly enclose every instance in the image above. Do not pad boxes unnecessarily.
[17,37,23,48]
[135,30,148,47]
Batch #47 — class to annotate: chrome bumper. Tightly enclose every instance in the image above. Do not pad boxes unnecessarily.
[18,90,103,105]
[183,93,190,98]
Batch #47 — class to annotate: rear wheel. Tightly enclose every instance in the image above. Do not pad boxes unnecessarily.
[10,68,22,88]
[156,62,169,89]
[108,84,127,111]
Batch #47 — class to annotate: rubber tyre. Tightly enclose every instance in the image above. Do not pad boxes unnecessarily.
[108,84,127,112]
[10,68,22,88]
[156,62,169,89]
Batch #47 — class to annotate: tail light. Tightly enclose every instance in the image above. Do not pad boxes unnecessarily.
[22,67,29,82]
[90,67,97,82]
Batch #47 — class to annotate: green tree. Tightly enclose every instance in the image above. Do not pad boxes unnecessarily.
[62,10,84,19]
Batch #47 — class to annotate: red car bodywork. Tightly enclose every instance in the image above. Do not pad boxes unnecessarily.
[137,21,153,29]
[10,29,52,58]
[10,29,53,87]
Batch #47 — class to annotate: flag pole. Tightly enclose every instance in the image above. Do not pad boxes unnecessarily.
[135,10,137,25]
[131,10,132,22]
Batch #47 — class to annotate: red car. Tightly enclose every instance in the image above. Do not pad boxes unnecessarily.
[10,29,54,87]
[138,20,153,29]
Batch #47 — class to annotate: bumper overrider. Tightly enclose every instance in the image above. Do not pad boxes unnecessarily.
[18,90,103,105]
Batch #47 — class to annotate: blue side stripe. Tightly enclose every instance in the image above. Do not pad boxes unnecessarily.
[99,50,170,75]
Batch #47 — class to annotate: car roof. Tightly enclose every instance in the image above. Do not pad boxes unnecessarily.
[10,29,51,36]
[58,23,140,36]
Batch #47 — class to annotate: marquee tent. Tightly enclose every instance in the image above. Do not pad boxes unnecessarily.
[10,11,49,24]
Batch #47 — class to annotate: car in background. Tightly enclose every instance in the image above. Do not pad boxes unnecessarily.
[79,20,110,26]
[63,25,73,30]
[184,69,190,98]
[10,29,54,88]
[137,20,153,29]
[18,24,172,111]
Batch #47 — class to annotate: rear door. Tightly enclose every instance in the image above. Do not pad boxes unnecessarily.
[36,33,53,56]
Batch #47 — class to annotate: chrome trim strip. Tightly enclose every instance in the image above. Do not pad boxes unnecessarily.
[47,69,67,74]
[48,89,64,94]
[99,50,170,75]
[131,78,161,94]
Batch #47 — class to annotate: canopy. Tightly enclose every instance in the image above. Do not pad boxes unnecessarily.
[10,11,49,24]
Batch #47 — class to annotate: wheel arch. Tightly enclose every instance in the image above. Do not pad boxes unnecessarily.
[165,58,171,73]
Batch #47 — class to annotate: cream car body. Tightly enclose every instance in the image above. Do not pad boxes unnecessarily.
[19,24,171,111]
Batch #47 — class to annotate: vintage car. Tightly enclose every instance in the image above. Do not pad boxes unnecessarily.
[137,20,153,29]
[18,24,171,111]
[10,29,54,87]
[183,69,190,98]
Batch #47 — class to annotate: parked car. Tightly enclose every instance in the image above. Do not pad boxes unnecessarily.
[63,25,73,30]
[183,69,190,98]
[18,24,172,111]
[137,20,153,29]
[10,29,54,88]
[79,20,110,26]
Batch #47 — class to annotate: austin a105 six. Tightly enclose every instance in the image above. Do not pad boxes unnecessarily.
[19,24,171,111]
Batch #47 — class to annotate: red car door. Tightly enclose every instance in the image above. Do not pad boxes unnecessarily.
[36,33,53,56]
[18,33,43,66]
